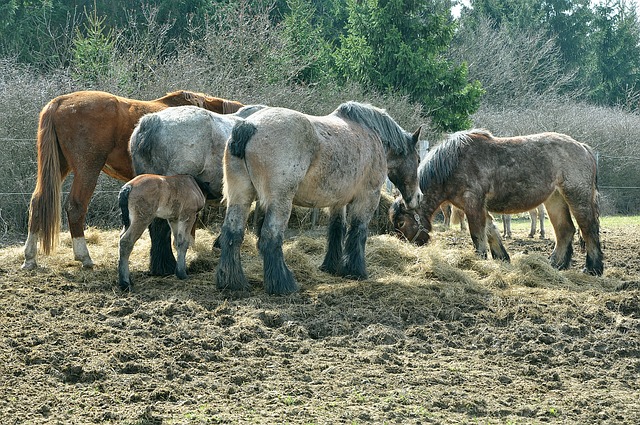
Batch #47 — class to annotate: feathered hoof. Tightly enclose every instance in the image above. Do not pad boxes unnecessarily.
[118,278,132,292]
[21,260,37,271]
[216,269,250,292]
[149,261,177,276]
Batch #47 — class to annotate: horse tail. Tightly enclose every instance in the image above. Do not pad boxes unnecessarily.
[118,184,132,229]
[228,121,257,159]
[130,114,161,174]
[28,99,63,255]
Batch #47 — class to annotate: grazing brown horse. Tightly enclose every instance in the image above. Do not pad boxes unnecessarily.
[118,174,207,291]
[389,129,604,276]
[22,90,243,270]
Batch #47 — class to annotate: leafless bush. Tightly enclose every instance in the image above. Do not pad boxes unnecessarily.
[450,17,580,106]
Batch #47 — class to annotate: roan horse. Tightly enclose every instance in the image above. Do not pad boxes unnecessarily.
[389,129,604,276]
[22,90,243,270]
[129,104,268,276]
[118,174,207,291]
[216,102,423,295]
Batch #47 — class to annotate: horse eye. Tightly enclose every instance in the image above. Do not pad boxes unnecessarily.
[397,220,405,228]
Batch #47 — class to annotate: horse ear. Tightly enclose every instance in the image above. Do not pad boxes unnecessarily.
[411,125,423,147]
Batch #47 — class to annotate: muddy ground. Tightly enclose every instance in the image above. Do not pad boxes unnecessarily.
[0,219,638,424]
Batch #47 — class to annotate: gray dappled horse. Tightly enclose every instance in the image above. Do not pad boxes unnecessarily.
[129,104,267,276]
[389,129,603,276]
[118,174,207,290]
[216,101,423,295]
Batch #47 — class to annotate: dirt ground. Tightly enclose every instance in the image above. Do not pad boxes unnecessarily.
[0,218,638,424]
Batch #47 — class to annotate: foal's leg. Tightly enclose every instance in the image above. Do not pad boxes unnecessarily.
[118,219,148,291]
[320,206,346,275]
[259,203,298,295]
[545,193,575,270]
[528,209,537,238]
[486,219,510,261]
[170,218,195,280]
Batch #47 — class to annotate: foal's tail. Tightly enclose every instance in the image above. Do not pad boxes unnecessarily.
[228,121,257,159]
[118,184,132,229]
[28,99,63,255]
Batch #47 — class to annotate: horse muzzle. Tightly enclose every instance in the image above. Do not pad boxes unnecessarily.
[404,189,423,210]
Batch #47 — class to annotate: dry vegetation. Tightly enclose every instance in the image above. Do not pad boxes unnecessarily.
[1,215,638,424]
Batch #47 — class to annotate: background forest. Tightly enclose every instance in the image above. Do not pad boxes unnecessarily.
[1,0,640,241]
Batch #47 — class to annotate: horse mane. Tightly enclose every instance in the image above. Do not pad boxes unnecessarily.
[162,90,244,113]
[420,128,493,187]
[335,101,411,154]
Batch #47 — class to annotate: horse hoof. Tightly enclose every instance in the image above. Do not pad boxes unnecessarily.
[21,260,37,270]
[118,280,132,291]
[82,261,95,269]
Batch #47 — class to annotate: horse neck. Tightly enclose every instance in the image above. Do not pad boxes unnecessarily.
[158,91,240,113]
[420,187,447,223]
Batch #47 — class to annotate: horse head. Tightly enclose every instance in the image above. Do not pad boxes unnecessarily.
[387,126,423,209]
[389,197,431,245]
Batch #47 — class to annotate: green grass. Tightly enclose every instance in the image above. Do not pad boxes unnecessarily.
[500,214,640,233]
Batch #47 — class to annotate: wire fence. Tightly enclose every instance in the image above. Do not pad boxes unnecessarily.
[0,136,638,243]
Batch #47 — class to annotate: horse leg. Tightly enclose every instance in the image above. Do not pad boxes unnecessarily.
[22,232,40,270]
[442,204,451,227]
[502,214,511,239]
[464,201,487,259]
[216,203,251,291]
[170,219,193,280]
[118,219,148,291]
[65,167,108,268]
[545,193,575,270]
[339,196,377,280]
[456,208,467,231]
[538,205,546,239]
[319,206,346,275]
[148,218,177,275]
[567,197,604,276]
[486,219,510,261]
[258,203,298,295]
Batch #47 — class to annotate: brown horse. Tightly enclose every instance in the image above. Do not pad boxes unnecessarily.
[118,174,207,291]
[389,129,603,276]
[22,90,243,270]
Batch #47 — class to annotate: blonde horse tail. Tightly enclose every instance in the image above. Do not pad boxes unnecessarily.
[28,100,63,255]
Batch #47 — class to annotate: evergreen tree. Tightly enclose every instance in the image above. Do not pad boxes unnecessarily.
[334,0,483,131]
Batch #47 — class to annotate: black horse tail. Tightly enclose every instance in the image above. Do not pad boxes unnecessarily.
[228,121,257,159]
[119,184,132,229]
